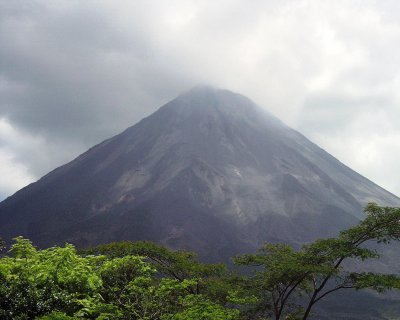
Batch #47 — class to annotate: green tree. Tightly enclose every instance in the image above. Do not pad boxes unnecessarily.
[0,237,103,319]
[2,204,400,319]
[37,312,76,319]
[171,294,239,320]
[0,238,237,319]
[85,241,239,318]
[234,203,400,320]
[85,241,228,298]
[94,255,193,319]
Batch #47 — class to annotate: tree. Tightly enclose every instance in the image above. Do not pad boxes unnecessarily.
[171,294,239,320]
[0,237,103,319]
[1,204,400,319]
[0,238,237,319]
[95,254,197,319]
[84,241,229,299]
[234,203,400,320]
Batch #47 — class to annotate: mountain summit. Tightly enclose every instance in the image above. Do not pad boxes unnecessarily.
[1,87,398,259]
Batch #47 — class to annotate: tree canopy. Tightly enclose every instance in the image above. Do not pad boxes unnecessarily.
[233,203,400,319]
[0,203,400,319]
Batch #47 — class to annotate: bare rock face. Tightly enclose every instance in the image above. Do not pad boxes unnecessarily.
[0,86,398,260]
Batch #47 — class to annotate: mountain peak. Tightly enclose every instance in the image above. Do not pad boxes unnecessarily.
[186,84,219,94]
[166,85,234,108]
[180,85,254,106]
[157,86,278,129]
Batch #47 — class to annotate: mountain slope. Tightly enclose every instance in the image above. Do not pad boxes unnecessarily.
[1,86,399,260]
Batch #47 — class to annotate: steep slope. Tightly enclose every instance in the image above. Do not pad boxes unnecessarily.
[0,86,399,260]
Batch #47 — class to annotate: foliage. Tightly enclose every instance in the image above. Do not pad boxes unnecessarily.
[234,203,400,319]
[0,204,400,319]
[37,312,76,319]
[84,241,227,296]
[0,238,236,319]
[0,237,103,319]
[170,294,239,320]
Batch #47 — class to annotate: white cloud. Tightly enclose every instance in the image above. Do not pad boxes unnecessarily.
[0,148,35,198]
[0,117,87,199]
[0,118,37,198]
[1,0,400,198]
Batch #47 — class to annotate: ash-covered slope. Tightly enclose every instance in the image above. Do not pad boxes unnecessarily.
[0,86,398,259]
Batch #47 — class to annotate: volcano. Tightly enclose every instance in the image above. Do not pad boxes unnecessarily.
[1,86,399,260]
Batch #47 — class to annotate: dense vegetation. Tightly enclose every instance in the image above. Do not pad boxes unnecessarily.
[1,203,400,320]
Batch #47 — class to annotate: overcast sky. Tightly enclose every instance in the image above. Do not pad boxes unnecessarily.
[1,0,400,200]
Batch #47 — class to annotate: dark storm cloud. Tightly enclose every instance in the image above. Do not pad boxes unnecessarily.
[0,0,198,190]
[1,0,400,199]
[0,1,179,140]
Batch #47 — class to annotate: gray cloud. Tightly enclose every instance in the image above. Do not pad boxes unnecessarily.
[1,0,400,199]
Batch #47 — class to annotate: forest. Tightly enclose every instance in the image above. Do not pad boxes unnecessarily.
[1,203,400,320]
